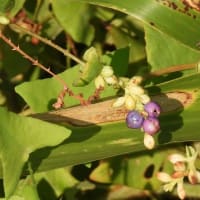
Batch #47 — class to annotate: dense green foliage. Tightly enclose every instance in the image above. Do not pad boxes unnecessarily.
[0,0,200,199]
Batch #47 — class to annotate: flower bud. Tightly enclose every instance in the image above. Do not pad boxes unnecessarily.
[118,77,129,88]
[101,66,114,77]
[125,95,136,110]
[130,76,143,85]
[143,133,155,149]
[112,97,125,108]
[140,94,150,104]
[128,85,144,96]
[104,75,117,85]
[95,75,105,89]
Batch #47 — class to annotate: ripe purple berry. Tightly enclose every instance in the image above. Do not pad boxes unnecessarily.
[144,101,161,117]
[126,111,144,129]
[142,117,160,135]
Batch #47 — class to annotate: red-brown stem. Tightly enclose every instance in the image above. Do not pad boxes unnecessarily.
[0,31,86,106]
[87,87,104,103]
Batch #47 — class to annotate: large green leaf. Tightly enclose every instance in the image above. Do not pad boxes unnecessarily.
[23,73,200,173]
[90,148,174,189]
[144,25,200,73]
[108,25,146,64]
[0,107,71,197]
[52,0,94,45]
[7,0,25,17]
[76,0,200,50]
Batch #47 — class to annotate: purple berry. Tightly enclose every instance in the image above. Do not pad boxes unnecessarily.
[126,111,144,129]
[142,117,160,135]
[144,101,161,117]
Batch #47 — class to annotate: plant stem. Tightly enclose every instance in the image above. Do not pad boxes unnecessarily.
[0,31,67,86]
[9,23,85,66]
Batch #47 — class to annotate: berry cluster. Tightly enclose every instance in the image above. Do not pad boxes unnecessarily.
[95,67,161,149]
[126,101,161,149]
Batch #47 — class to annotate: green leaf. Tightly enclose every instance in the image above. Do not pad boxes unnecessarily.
[108,25,146,64]
[0,107,71,197]
[7,0,25,17]
[101,47,130,76]
[110,46,129,76]
[52,0,94,45]
[0,0,14,13]
[76,0,200,50]
[110,149,173,190]
[27,73,200,173]
[73,47,103,86]
[15,62,116,113]
[145,24,200,73]
[35,168,78,198]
